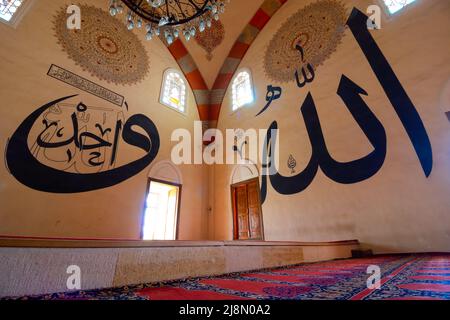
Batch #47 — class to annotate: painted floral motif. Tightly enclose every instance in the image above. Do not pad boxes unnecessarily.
[264,0,347,83]
[53,5,150,86]
[195,19,225,61]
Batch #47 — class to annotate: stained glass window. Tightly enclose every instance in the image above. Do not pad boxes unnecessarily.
[161,70,187,113]
[382,0,416,14]
[0,0,25,22]
[232,70,254,111]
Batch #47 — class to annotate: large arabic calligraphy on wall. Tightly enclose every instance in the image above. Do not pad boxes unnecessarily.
[5,94,160,194]
[258,7,433,204]
[3,4,159,194]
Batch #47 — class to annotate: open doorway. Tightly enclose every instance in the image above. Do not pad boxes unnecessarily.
[231,178,264,241]
[142,179,181,240]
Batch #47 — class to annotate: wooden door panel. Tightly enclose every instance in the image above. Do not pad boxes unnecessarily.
[238,217,250,239]
[232,180,263,241]
[247,181,259,206]
[247,181,262,240]
[236,185,250,240]
[249,210,261,239]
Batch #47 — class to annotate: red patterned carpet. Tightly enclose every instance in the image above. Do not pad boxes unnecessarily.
[7,254,450,300]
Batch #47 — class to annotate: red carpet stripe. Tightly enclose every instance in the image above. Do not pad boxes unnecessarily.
[417,269,450,274]
[244,273,310,283]
[349,257,419,300]
[410,275,450,281]
[136,287,249,301]
[200,279,311,297]
[398,283,450,292]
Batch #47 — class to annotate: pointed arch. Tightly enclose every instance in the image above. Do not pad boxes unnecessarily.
[148,160,183,185]
[166,39,210,123]
[231,162,259,185]
[209,0,288,127]
[163,0,288,128]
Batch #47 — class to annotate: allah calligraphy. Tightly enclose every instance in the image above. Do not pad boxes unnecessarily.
[6,95,160,193]
[294,45,316,88]
[259,8,433,204]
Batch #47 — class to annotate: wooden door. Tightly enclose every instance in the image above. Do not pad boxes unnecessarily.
[232,179,264,240]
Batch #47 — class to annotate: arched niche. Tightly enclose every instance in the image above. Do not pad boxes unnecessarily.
[148,160,182,185]
[230,163,259,185]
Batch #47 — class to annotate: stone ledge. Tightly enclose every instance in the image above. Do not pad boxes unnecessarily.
[0,239,360,297]
[0,236,359,248]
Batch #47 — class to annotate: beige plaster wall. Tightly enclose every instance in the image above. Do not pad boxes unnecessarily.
[212,0,450,253]
[1,0,449,252]
[0,0,208,240]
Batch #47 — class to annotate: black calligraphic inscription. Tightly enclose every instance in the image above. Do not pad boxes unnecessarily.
[347,8,433,177]
[295,64,315,88]
[261,76,387,204]
[256,85,282,117]
[6,95,160,193]
[319,76,387,183]
[260,120,318,204]
[88,152,104,167]
[232,140,248,161]
[295,44,305,62]
[260,8,433,203]
[110,120,122,166]
[294,44,315,89]
[47,65,125,107]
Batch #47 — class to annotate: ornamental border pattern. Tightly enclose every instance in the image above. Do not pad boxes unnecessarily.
[47,64,125,107]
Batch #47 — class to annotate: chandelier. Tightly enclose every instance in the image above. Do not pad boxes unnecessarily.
[108,0,228,45]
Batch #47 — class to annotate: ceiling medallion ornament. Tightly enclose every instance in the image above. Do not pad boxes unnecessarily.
[54,5,150,86]
[108,0,229,45]
[195,19,225,61]
[264,0,347,83]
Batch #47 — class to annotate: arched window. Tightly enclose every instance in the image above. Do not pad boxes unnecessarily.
[232,69,254,111]
[160,69,187,113]
[0,0,34,27]
[382,0,416,14]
